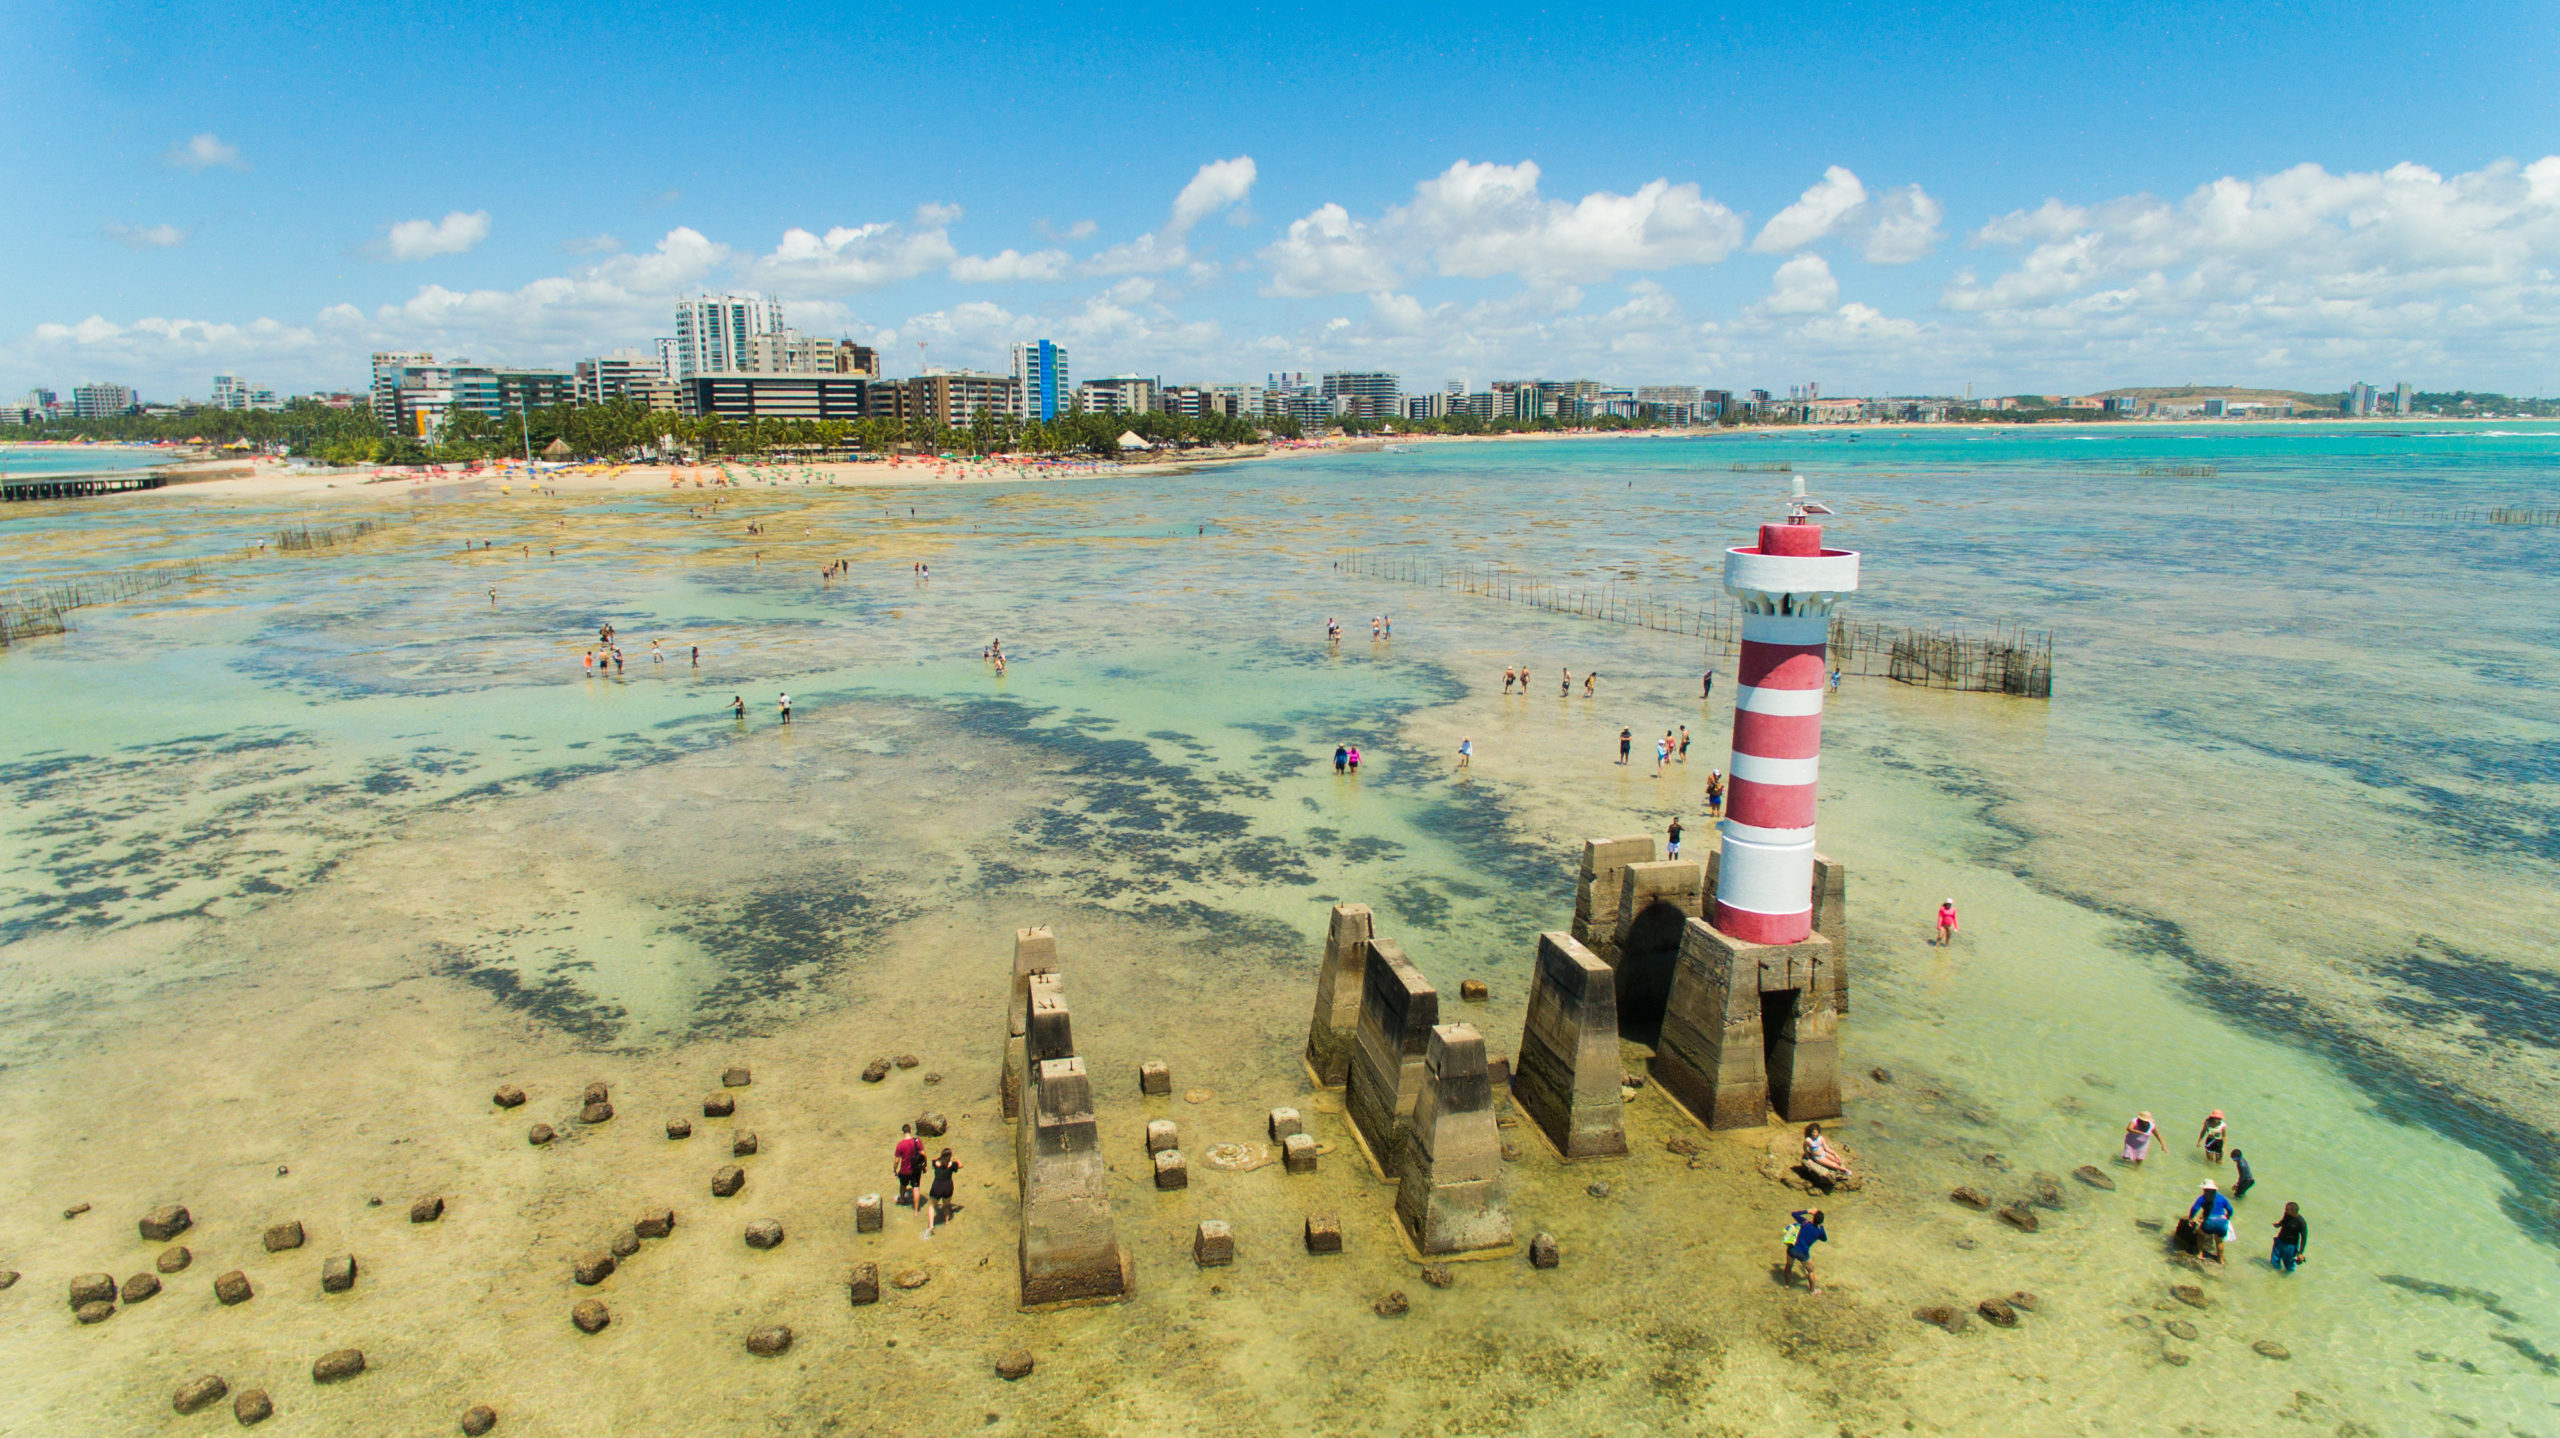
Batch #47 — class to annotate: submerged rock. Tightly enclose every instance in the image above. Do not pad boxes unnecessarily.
[2164,1319,2199,1341]
[583,1081,610,1106]
[995,1348,1035,1381]
[1373,1290,1409,1317]
[1996,1206,2040,1232]
[571,1299,610,1334]
[1418,1264,1455,1290]
[573,1252,615,1286]
[722,1066,752,1088]
[214,1270,254,1305]
[121,1272,161,1303]
[894,1053,920,1069]
[527,1124,556,1146]
[69,1273,117,1307]
[580,1102,613,1125]
[74,1300,115,1324]
[860,1059,891,1083]
[2008,1291,2040,1311]
[2252,1339,2291,1360]
[890,1268,931,1290]
[1977,1297,2017,1327]
[608,1229,641,1260]
[745,1325,793,1357]
[1914,1305,1968,1332]
[0,1270,16,1289]
[2172,1284,2209,1309]
[2074,1164,2117,1190]
[233,1389,273,1425]
[1459,979,1489,1001]
[310,1349,366,1384]
[461,1404,498,1435]
[493,1085,526,1109]
[1949,1186,1991,1210]
[139,1204,193,1242]
[913,1112,947,1138]
[411,1195,446,1223]
[744,1220,785,1251]
[2028,1173,2066,1209]
[635,1207,675,1240]
[172,1375,229,1414]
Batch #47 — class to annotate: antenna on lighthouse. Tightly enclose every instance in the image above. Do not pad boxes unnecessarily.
[1787,472,1834,523]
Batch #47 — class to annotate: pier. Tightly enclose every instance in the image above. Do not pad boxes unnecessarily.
[0,471,168,502]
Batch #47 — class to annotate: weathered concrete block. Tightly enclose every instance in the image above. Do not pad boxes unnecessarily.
[1000,1033,1026,1120]
[1283,1133,1318,1174]
[1268,1107,1303,1141]
[1570,836,1655,944]
[1651,918,1842,1130]
[722,1065,753,1087]
[1811,853,1849,1016]
[319,1255,357,1294]
[121,1272,160,1303]
[1394,1024,1513,1255]
[1344,938,1437,1178]
[1529,1231,1560,1269]
[1011,927,1058,1038]
[138,1204,192,1242]
[1303,1215,1342,1254]
[712,1166,745,1198]
[213,1270,252,1305]
[1018,1055,1132,1307]
[311,1348,366,1384]
[1304,904,1375,1087]
[264,1221,305,1253]
[636,1207,676,1239]
[1193,1220,1234,1267]
[570,1299,609,1334]
[1512,932,1630,1160]
[1015,976,1073,1185]
[703,1092,735,1118]
[1153,1149,1188,1190]
[609,1228,641,1259]
[172,1375,228,1415]
[410,1195,445,1223]
[1138,1061,1171,1096]
[855,1193,883,1233]
[848,1262,880,1305]
[1145,1119,1179,1155]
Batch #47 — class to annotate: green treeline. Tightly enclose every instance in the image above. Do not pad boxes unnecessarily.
[1,399,1296,464]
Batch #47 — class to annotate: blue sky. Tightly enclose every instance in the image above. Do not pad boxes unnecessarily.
[9,1,2559,400]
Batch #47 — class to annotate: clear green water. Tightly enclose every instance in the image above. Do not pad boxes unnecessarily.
[0,428,2555,1435]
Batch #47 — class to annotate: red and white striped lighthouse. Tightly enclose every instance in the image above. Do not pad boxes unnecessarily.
[1713,492,1858,945]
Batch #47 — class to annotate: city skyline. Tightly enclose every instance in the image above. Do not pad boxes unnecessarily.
[9,2,2559,398]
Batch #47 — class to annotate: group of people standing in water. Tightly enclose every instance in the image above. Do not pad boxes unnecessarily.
[2120,1106,2308,1273]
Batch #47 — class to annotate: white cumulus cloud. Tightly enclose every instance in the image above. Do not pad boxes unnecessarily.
[382,211,492,261]
[1763,253,1840,314]
[1753,167,1944,263]
[741,206,961,294]
[1169,156,1257,233]
[1754,167,1869,252]
[950,248,1072,282]
[164,133,245,171]
[1261,159,1744,295]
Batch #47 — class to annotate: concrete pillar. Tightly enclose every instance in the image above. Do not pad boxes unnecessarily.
[1018,1056,1133,1306]
[1002,929,1060,1119]
[1304,904,1374,1087]
[1810,854,1848,1016]
[1511,933,1627,1159]
[1015,976,1071,1182]
[1650,917,1842,1130]
[1570,836,1656,947]
[1344,938,1438,1178]
[1394,1024,1513,1255]
[1598,859,1708,1027]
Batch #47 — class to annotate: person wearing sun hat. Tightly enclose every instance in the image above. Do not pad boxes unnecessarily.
[2196,1109,2229,1164]
[2188,1178,2235,1261]
[2121,1110,2158,1164]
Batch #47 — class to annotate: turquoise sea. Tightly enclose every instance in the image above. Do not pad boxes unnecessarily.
[0,426,2554,1435]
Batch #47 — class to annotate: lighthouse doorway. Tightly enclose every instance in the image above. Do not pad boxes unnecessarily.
[1614,899,1688,1044]
[1761,988,1804,1115]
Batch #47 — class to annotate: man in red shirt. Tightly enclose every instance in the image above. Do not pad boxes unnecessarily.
[894,1124,926,1209]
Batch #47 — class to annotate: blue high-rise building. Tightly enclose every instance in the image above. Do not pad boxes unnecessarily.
[1011,340,1069,421]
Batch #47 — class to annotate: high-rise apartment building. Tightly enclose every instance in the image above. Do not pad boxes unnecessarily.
[2346,381,2377,417]
[2393,381,2414,415]
[210,374,281,411]
[905,371,1017,427]
[673,295,785,378]
[1320,371,1400,420]
[1205,384,1265,420]
[576,351,676,407]
[72,382,136,418]
[1077,376,1159,415]
[1010,340,1070,421]
[371,352,434,427]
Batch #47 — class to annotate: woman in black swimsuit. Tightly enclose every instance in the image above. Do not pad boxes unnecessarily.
[926,1148,962,1232]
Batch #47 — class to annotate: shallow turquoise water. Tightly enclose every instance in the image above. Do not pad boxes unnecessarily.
[2,427,2556,1433]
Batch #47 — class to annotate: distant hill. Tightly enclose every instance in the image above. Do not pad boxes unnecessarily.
[2095,385,2341,405]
